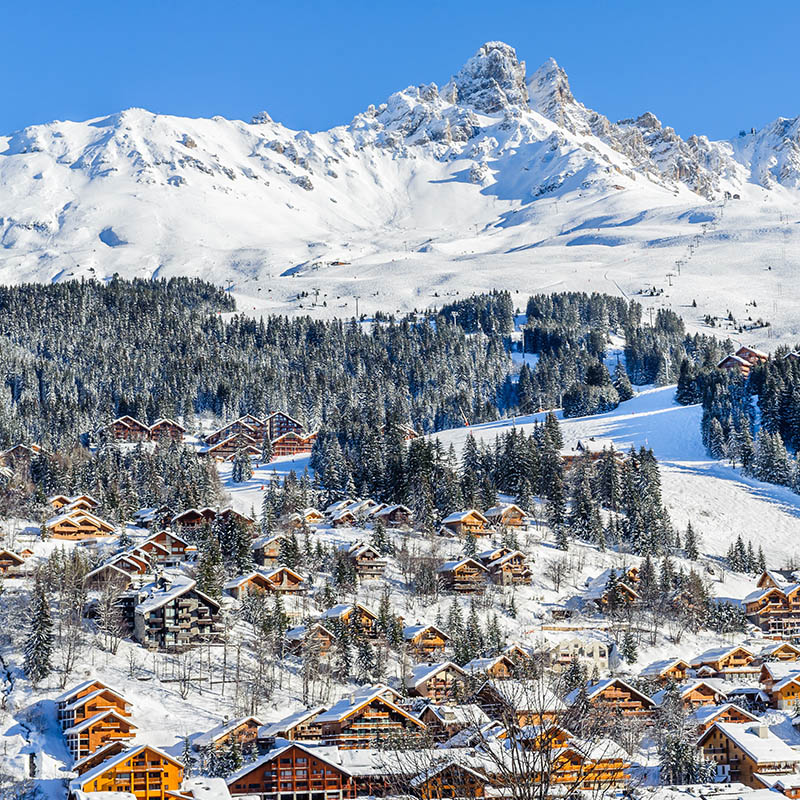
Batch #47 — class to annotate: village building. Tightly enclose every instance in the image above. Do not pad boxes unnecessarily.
[410,762,490,800]
[57,686,133,732]
[261,565,306,593]
[463,654,516,680]
[257,706,328,743]
[84,562,136,590]
[691,645,758,680]
[119,574,222,651]
[171,507,217,529]
[204,418,261,446]
[744,583,800,638]
[202,432,261,461]
[560,437,621,468]
[566,678,656,718]
[315,684,425,748]
[148,418,185,441]
[439,509,491,537]
[49,493,100,511]
[759,662,800,693]
[226,742,357,800]
[402,624,450,660]
[132,505,175,530]
[372,503,413,527]
[224,570,280,600]
[340,541,388,579]
[287,507,325,528]
[483,502,529,529]
[477,547,532,585]
[717,346,769,377]
[689,703,760,734]
[0,442,42,466]
[271,430,317,459]
[759,641,800,663]
[68,744,184,800]
[416,702,491,742]
[45,508,115,540]
[251,534,287,567]
[64,709,137,760]
[101,416,152,442]
[319,604,378,637]
[0,548,26,576]
[471,679,566,726]
[266,411,305,441]
[698,721,800,788]
[584,568,640,609]
[437,557,489,593]
[193,716,262,752]
[768,675,800,710]
[285,623,335,658]
[651,680,728,710]
[406,661,468,702]
[536,637,610,674]
[331,509,357,527]
[639,657,692,685]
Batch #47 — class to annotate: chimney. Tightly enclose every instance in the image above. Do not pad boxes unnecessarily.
[755,724,769,739]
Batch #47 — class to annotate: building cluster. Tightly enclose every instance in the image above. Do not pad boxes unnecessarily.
[199,412,316,462]
[44,494,116,540]
[99,416,186,442]
[717,345,769,376]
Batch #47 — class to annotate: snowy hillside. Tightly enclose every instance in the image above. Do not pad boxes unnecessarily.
[2,42,800,343]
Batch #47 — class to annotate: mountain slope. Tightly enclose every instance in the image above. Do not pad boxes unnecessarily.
[1,42,800,343]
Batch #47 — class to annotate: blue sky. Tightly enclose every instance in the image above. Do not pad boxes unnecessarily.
[4,0,797,139]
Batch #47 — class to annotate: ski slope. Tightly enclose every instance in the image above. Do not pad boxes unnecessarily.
[432,386,800,564]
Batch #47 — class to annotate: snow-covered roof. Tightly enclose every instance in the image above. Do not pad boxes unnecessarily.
[639,657,690,678]
[64,709,135,735]
[700,722,800,765]
[463,655,511,673]
[134,574,219,614]
[418,702,489,726]
[437,557,488,573]
[373,503,411,518]
[651,680,727,706]
[406,661,465,688]
[193,716,261,749]
[688,703,757,726]
[691,644,754,667]
[441,509,488,524]
[477,679,566,713]
[402,623,448,641]
[70,744,179,789]
[61,687,130,712]
[565,677,652,706]
[316,684,408,724]
[258,705,327,738]
[483,502,526,518]
[319,602,374,620]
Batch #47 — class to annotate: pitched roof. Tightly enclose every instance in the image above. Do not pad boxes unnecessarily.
[406,661,466,688]
[69,745,181,789]
[699,722,800,765]
[193,716,262,749]
[441,509,489,525]
[64,709,136,735]
[565,677,654,707]
[688,703,758,726]
[402,623,449,642]
[639,657,690,678]
[315,684,417,725]
[437,557,488,574]
[257,706,328,738]
[691,644,755,667]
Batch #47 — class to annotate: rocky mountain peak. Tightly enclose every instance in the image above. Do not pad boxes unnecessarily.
[449,41,529,114]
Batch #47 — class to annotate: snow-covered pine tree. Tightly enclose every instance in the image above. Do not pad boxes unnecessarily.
[23,574,54,685]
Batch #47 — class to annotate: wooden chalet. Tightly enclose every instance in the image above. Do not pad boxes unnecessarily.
[224,571,279,599]
[477,547,532,585]
[439,509,490,537]
[315,684,425,748]
[406,661,467,702]
[340,541,387,579]
[148,418,185,441]
[381,421,419,441]
[45,509,115,540]
[759,662,800,693]
[0,442,42,465]
[257,706,328,743]
[0,548,25,576]
[205,417,262,446]
[171,507,216,529]
[252,534,287,567]
[411,762,490,800]
[142,530,189,565]
[483,502,528,529]
[49,493,100,511]
[691,645,757,679]
[330,509,357,527]
[103,415,152,442]
[689,703,759,734]
[651,680,728,710]
[699,721,800,788]
[64,709,137,760]
[56,681,131,730]
[203,432,260,461]
[68,744,184,800]
[287,507,325,528]
[266,411,305,440]
[193,716,262,752]
[768,674,800,710]
[218,507,256,528]
[84,562,135,589]
[372,503,413,527]
[71,741,128,777]
[286,623,335,658]
[560,437,621,468]
[536,637,610,674]
[57,685,132,732]
[402,624,449,660]
[470,679,566,726]
[271,430,317,459]
[744,583,800,638]
[319,603,378,636]
[415,702,490,742]
[566,678,656,718]
[639,657,692,685]
[759,641,800,663]
[463,654,516,680]
[437,557,489,593]
[227,742,357,800]
[262,566,306,593]
[717,346,769,377]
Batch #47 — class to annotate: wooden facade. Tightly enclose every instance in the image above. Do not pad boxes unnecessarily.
[194,716,262,752]
[437,558,488,593]
[0,548,25,575]
[570,679,656,718]
[69,744,184,800]
[64,709,137,760]
[342,542,387,579]
[271,430,317,459]
[483,503,528,529]
[227,743,357,800]
[407,662,467,702]
[745,584,800,638]
[440,510,490,537]
[403,624,450,660]
[46,509,115,540]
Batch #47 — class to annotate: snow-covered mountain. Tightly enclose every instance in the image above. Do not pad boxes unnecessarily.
[1,41,800,342]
